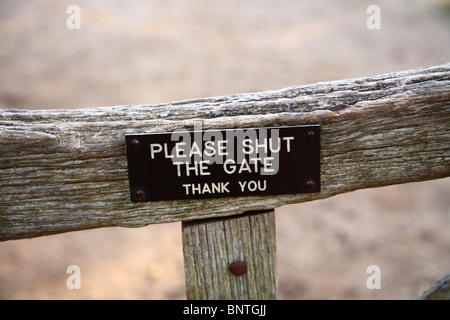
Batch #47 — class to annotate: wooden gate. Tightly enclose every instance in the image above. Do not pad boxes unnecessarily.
[1,64,449,299]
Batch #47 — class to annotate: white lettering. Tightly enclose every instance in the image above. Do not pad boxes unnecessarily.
[184,304,218,317]
[269,137,281,153]
[189,141,202,158]
[262,156,275,173]
[238,158,252,174]
[185,161,198,176]
[182,182,230,195]
[227,304,266,316]
[258,179,267,191]
[238,180,267,192]
[150,143,162,159]
[223,158,277,175]
[204,141,216,157]
[242,138,254,155]
[202,183,211,194]
[249,157,261,172]
[175,142,187,158]
[223,159,236,174]
[174,160,211,177]
[164,143,174,158]
[217,140,228,156]
[255,138,268,154]
[248,180,257,191]
[282,136,294,152]
[173,161,183,177]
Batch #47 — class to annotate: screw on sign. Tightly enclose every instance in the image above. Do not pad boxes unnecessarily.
[306,130,316,140]
[305,179,316,191]
[134,189,146,201]
[131,138,141,148]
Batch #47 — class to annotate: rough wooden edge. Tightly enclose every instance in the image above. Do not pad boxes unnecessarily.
[417,272,450,300]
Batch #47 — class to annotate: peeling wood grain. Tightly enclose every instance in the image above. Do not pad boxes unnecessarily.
[0,64,449,241]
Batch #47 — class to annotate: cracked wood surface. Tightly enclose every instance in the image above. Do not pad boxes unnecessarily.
[0,63,449,241]
[182,210,277,300]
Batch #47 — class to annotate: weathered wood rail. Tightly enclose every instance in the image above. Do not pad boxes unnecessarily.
[0,64,449,299]
[1,63,448,241]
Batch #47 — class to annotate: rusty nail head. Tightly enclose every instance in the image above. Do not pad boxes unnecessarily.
[305,180,316,191]
[134,189,146,201]
[131,138,141,148]
[230,260,247,276]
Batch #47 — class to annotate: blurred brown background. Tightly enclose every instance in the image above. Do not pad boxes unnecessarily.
[0,0,449,299]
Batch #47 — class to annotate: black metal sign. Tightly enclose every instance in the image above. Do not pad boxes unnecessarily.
[125,125,320,202]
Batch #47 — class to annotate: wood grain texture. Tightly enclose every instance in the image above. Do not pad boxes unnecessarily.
[417,272,450,300]
[182,210,277,300]
[1,64,449,240]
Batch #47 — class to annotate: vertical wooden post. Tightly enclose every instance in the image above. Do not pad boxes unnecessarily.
[182,210,277,300]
